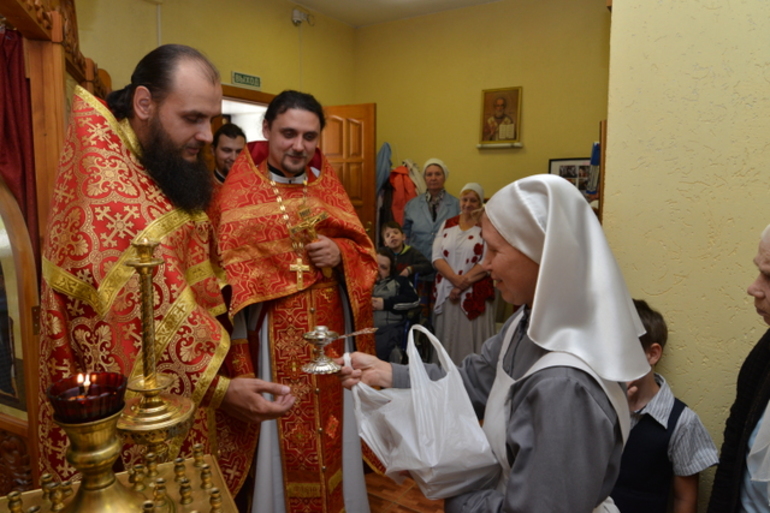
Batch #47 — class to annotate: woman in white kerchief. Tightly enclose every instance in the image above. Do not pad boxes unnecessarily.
[432,182,496,364]
[341,174,650,513]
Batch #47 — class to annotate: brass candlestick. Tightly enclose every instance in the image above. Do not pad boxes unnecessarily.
[117,238,195,462]
[54,411,146,512]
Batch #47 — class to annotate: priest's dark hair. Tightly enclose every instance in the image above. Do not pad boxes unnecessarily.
[106,44,220,120]
[264,90,326,131]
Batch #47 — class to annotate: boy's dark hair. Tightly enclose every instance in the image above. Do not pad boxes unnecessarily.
[213,123,246,148]
[264,90,326,131]
[381,220,404,236]
[107,44,219,121]
[376,247,396,277]
[633,299,668,351]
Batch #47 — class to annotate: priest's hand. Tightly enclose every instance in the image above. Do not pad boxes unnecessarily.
[220,378,296,424]
[306,235,341,269]
[336,352,393,389]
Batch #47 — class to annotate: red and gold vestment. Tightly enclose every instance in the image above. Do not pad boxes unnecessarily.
[38,86,252,494]
[215,142,379,512]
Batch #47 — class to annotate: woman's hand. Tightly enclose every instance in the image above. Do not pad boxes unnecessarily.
[337,352,393,389]
[372,297,384,311]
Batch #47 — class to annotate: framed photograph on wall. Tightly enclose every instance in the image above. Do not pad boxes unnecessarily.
[480,87,522,144]
[548,158,593,193]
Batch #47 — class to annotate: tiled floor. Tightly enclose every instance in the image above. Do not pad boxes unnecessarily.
[366,472,445,513]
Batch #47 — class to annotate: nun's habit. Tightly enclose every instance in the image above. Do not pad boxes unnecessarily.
[392,174,649,513]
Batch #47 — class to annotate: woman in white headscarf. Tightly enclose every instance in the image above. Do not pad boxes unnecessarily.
[432,182,496,364]
[402,158,460,266]
[340,174,649,513]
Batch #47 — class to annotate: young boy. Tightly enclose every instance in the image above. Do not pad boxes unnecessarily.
[372,248,420,361]
[611,299,719,513]
[381,221,433,279]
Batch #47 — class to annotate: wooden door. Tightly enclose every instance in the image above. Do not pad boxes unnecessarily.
[321,104,377,240]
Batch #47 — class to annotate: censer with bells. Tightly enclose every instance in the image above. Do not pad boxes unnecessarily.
[0,238,236,512]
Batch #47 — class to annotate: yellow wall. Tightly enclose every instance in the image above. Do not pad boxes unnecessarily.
[353,0,611,196]
[76,0,356,105]
[605,0,770,506]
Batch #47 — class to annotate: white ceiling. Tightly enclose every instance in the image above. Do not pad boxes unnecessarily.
[296,0,502,28]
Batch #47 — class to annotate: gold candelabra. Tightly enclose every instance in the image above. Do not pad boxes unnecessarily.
[116,238,195,462]
[0,238,235,511]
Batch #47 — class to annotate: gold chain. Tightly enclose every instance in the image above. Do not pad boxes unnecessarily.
[269,177,309,257]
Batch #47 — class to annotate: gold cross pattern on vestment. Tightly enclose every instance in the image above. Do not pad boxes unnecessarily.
[290,257,312,288]
[289,208,329,243]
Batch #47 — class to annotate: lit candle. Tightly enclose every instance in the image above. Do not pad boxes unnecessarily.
[76,373,85,396]
[83,373,91,396]
[48,372,127,423]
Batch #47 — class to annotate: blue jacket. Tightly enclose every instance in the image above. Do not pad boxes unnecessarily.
[402,192,460,262]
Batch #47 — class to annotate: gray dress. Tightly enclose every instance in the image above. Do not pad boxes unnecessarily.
[392,312,623,513]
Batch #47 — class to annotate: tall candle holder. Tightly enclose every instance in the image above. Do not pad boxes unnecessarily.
[116,238,195,462]
[1,238,239,511]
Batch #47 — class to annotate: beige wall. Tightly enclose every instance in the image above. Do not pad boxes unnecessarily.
[77,0,356,105]
[606,0,770,506]
[353,0,611,196]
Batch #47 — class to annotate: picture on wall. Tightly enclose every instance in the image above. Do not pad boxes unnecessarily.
[548,158,593,193]
[480,87,522,144]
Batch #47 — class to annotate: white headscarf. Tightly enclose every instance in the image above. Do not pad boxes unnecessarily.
[485,174,649,382]
[423,158,449,180]
[460,183,485,204]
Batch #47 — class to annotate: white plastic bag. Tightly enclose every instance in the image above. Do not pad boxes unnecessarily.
[349,324,500,500]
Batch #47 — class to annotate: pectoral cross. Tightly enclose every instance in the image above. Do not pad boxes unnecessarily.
[289,208,329,242]
[290,257,311,288]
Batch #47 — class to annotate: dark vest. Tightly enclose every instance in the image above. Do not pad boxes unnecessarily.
[611,397,686,513]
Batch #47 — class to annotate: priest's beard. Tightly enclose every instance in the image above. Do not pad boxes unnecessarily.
[140,117,213,212]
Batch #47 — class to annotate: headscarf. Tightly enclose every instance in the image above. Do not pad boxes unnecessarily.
[460,183,485,204]
[485,174,649,382]
[423,158,449,180]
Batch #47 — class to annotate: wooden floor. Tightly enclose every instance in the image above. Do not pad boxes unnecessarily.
[366,472,445,513]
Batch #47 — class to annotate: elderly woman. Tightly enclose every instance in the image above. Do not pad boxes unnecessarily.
[432,183,496,364]
[340,175,649,513]
[402,159,460,268]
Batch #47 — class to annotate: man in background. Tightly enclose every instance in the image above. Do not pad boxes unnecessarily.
[38,44,293,497]
[211,122,246,184]
[709,224,770,512]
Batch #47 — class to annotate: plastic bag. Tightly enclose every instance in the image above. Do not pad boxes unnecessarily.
[349,324,500,500]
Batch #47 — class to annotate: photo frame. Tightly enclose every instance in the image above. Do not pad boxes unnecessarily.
[480,87,522,144]
[548,158,594,193]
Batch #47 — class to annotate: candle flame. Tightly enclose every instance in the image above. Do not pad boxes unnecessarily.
[76,373,84,385]
[83,374,91,395]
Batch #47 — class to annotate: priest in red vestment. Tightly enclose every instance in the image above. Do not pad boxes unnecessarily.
[38,45,294,496]
[214,90,379,513]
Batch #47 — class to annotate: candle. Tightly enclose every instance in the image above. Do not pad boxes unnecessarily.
[47,372,127,423]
